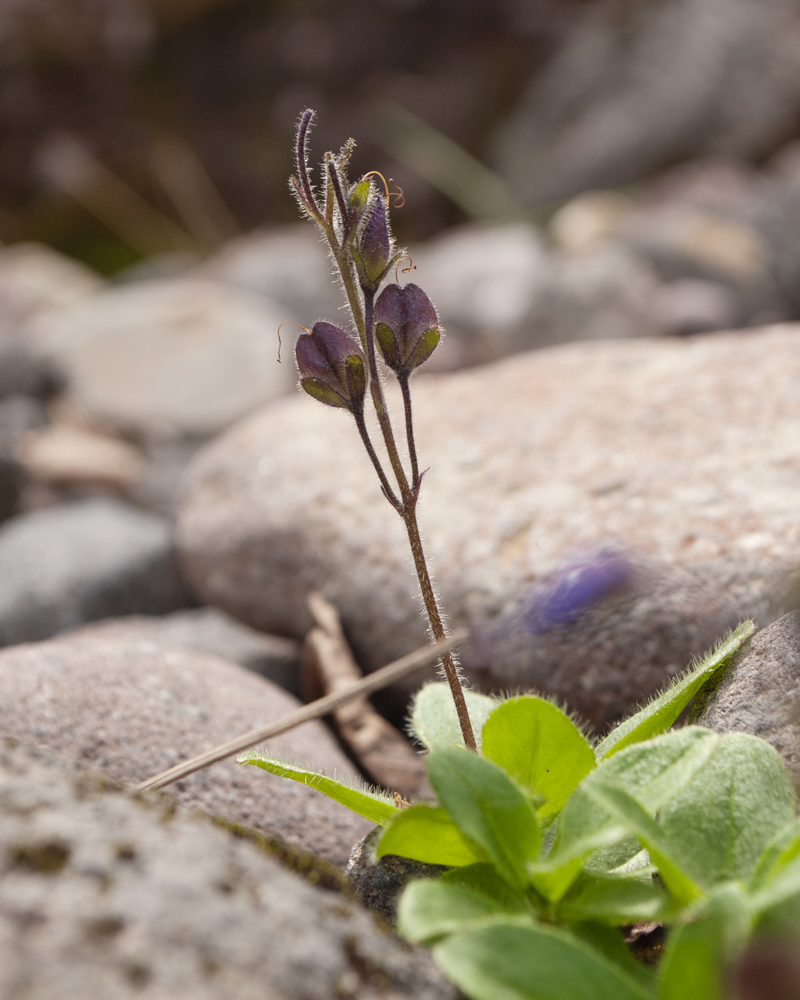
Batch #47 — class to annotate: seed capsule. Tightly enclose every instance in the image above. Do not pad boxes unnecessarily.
[295,321,366,412]
[374,282,440,376]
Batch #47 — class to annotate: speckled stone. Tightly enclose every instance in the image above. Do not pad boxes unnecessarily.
[0,632,372,866]
[66,607,303,696]
[0,738,455,1000]
[177,325,800,732]
[347,826,447,926]
[693,610,800,794]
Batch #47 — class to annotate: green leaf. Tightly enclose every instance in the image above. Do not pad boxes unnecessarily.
[556,729,796,904]
[544,728,717,901]
[481,696,596,819]
[433,922,653,1000]
[655,733,796,890]
[657,883,751,1000]
[557,874,667,924]
[238,752,398,824]
[570,923,657,993]
[440,863,533,910]
[583,782,702,908]
[750,852,800,920]
[750,819,800,890]
[427,747,540,888]
[595,621,755,760]
[410,682,497,751]
[377,804,483,867]
[397,878,532,945]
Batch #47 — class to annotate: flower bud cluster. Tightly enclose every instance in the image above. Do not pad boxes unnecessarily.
[290,110,441,409]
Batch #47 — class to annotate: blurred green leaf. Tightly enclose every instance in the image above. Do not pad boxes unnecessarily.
[657,883,751,1000]
[433,922,653,1000]
[397,878,532,944]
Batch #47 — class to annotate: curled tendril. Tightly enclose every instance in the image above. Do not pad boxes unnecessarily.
[361,171,404,208]
[394,255,417,284]
[362,170,390,203]
[276,320,311,363]
[388,178,405,208]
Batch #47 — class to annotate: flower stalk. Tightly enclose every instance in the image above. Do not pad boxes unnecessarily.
[290,109,476,752]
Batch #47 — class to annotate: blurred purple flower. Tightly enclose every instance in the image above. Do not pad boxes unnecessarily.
[524,549,636,634]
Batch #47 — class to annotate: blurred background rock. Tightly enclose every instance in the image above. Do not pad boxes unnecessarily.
[2,0,800,579]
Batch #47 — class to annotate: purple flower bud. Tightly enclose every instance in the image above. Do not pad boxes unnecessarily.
[355,196,392,290]
[524,549,635,634]
[295,321,366,412]
[374,282,440,376]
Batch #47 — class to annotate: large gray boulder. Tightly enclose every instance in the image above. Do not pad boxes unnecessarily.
[0,498,191,646]
[0,631,372,865]
[492,0,800,206]
[177,324,800,732]
[0,737,454,1000]
[693,610,800,794]
[27,278,295,438]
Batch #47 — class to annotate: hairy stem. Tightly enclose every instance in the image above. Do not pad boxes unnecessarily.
[399,374,420,493]
[353,409,401,512]
[362,292,475,750]
[403,503,476,751]
[362,289,412,497]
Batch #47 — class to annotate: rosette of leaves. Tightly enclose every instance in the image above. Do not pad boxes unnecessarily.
[241,622,800,998]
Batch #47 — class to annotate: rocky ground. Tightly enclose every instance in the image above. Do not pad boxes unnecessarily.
[1,153,800,995]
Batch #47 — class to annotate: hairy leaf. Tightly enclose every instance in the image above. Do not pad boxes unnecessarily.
[238,752,398,824]
[397,878,532,944]
[377,804,483,866]
[427,748,540,888]
[595,621,755,760]
[410,682,497,751]
[655,733,796,890]
[433,922,653,1000]
[481,696,595,819]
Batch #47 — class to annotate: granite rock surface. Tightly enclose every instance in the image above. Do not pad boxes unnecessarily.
[178,325,800,732]
[0,738,453,1000]
[0,632,372,865]
[693,610,800,794]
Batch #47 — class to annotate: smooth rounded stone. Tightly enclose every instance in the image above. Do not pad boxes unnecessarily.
[0,632,372,866]
[408,223,551,367]
[16,425,146,492]
[0,321,53,399]
[757,142,800,317]
[27,278,295,438]
[67,606,303,696]
[0,395,46,522]
[548,191,637,254]
[0,739,453,1000]
[0,243,103,323]
[197,224,341,329]
[655,279,745,336]
[523,244,664,348]
[179,325,800,731]
[693,611,800,794]
[491,0,800,206]
[621,206,771,289]
[0,497,190,646]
